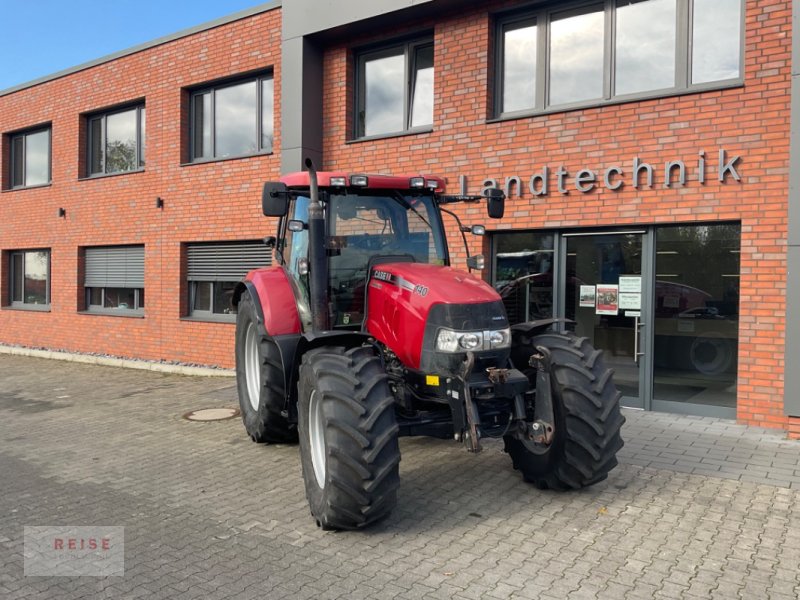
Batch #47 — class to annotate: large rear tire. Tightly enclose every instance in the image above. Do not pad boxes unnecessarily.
[298,346,401,530]
[505,331,625,490]
[234,291,297,443]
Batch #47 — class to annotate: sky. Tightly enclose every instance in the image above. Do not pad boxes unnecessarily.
[0,0,270,91]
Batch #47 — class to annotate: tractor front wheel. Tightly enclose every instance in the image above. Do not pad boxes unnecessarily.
[505,331,625,490]
[234,291,297,443]
[298,346,401,530]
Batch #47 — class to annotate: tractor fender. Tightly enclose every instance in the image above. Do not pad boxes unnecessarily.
[511,318,573,338]
[282,330,374,422]
[232,267,302,336]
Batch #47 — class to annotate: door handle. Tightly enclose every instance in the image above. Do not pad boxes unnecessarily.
[634,316,645,364]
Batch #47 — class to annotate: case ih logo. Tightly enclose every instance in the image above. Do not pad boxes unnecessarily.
[371,271,428,296]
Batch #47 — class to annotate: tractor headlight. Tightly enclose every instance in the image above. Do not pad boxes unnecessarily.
[459,332,482,350]
[487,328,510,348]
[435,329,461,353]
[435,327,511,353]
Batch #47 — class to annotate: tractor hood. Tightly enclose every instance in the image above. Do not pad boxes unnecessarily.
[365,263,508,370]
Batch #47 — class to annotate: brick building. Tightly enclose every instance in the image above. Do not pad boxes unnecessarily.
[1,0,798,436]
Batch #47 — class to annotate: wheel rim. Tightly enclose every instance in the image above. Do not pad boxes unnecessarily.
[244,323,261,412]
[308,390,326,488]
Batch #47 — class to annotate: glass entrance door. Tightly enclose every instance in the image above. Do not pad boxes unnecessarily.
[562,232,648,408]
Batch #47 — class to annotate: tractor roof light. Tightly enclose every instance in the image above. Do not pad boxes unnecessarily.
[350,175,369,187]
[330,176,347,187]
[410,177,426,189]
[426,179,439,189]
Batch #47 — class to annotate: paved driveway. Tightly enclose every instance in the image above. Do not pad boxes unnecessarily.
[1,355,799,599]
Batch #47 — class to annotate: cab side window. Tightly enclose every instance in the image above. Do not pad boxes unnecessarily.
[283,196,310,278]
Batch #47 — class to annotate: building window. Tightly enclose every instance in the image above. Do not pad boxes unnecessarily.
[84,245,145,315]
[87,105,145,176]
[186,241,271,320]
[190,74,274,161]
[500,18,537,114]
[9,127,51,188]
[496,0,743,117]
[691,0,742,84]
[355,37,434,138]
[492,232,555,323]
[9,250,50,307]
[615,0,677,96]
[549,5,605,106]
[653,223,740,409]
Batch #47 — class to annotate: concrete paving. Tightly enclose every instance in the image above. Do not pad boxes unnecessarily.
[1,354,799,599]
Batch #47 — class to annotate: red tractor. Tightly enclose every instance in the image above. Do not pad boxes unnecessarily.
[233,160,624,530]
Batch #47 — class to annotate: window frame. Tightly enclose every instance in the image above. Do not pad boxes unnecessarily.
[493,0,745,120]
[86,103,146,177]
[354,35,435,140]
[82,245,145,317]
[188,72,274,163]
[85,287,145,314]
[8,249,51,309]
[8,126,52,189]
[185,240,272,322]
[188,281,239,321]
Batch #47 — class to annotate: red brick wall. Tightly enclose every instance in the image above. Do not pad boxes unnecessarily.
[320,0,794,432]
[0,1,796,435]
[0,9,283,369]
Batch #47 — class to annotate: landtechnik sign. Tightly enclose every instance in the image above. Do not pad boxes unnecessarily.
[457,148,742,198]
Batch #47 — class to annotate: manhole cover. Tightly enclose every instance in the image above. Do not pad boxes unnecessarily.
[183,408,240,422]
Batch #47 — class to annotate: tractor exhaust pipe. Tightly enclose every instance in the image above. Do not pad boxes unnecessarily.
[305,158,330,332]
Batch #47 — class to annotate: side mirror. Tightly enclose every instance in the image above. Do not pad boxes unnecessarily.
[484,188,505,219]
[262,182,289,217]
[466,254,485,270]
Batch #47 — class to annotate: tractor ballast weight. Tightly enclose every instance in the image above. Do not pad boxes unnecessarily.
[234,162,625,530]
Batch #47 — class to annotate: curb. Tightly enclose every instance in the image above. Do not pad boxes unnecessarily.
[0,345,235,377]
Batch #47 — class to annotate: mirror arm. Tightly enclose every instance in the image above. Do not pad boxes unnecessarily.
[438,195,483,204]
[439,206,475,272]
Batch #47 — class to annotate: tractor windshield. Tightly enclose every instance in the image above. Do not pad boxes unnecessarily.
[326,190,447,327]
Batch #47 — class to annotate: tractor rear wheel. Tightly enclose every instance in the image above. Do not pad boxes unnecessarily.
[234,291,297,443]
[505,331,625,490]
[297,346,401,530]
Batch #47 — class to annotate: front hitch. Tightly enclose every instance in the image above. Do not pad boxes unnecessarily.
[459,352,482,453]
[508,346,556,446]
[529,346,555,445]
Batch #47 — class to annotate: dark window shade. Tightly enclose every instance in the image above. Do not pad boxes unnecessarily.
[187,242,271,282]
[11,136,24,187]
[85,246,145,288]
[89,117,103,174]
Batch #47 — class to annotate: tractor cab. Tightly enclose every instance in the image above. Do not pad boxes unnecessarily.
[262,171,496,332]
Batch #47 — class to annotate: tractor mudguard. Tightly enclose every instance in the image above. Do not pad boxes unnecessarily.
[511,318,573,338]
[232,267,302,337]
[282,330,375,421]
